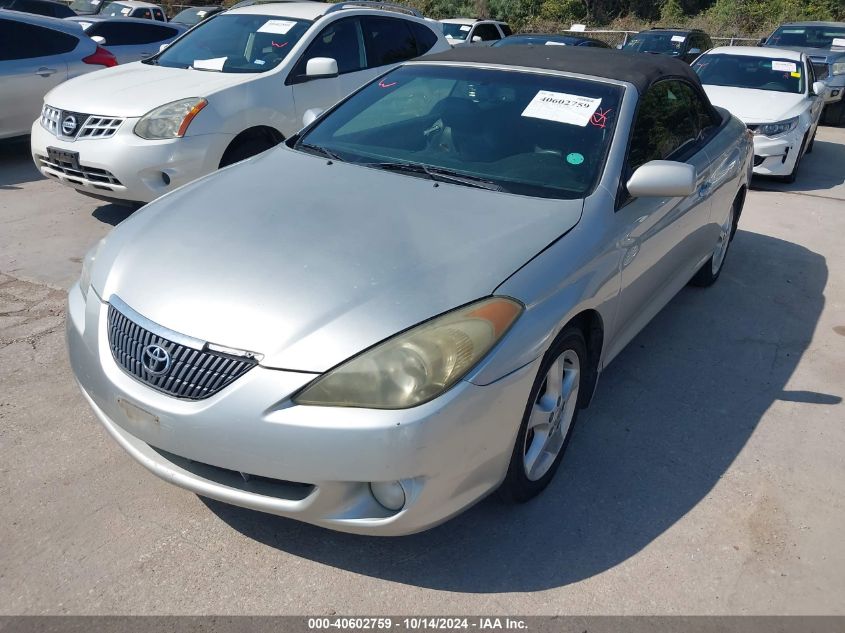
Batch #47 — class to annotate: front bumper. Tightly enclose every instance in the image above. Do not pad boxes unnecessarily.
[750,131,803,177]
[66,286,538,535]
[31,119,233,203]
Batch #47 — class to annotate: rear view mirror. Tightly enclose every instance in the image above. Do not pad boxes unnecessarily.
[812,81,827,97]
[302,108,323,128]
[626,160,696,198]
[471,35,482,43]
[91,35,106,45]
[305,57,338,80]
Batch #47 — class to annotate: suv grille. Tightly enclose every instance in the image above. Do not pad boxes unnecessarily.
[40,104,124,140]
[107,300,258,400]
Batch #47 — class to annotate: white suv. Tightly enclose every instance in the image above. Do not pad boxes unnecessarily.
[30,1,449,203]
[439,18,511,47]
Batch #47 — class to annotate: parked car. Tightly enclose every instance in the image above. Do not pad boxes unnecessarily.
[622,28,713,64]
[0,0,74,18]
[693,46,824,183]
[67,16,186,63]
[67,45,752,535]
[30,1,450,203]
[0,10,116,139]
[492,33,610,48]
[761,21,845,126]
[68,0,107,16]
[439,18,511,46]
[169,4,222,27]
[96,0,165,21]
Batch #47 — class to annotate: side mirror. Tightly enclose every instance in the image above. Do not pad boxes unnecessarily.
[91,35,106,44]
[616,43,623,49]
[626,160,696,198]
[302,108,323,127]
[158,42,169,52]
[812,81,827,97]
[471,35,482,43]
[305,57,338,80]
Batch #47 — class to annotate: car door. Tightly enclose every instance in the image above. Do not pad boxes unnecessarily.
[289,16,369,121]
[607,79,716,359]
[805,57,824,132]
[0,18,73,139]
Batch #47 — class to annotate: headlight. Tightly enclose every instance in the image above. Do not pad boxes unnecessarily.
[294,297,523,409]
[134,98,207,140]
[832,62,845,76]
[755,117,799,137]
[79,239,104,298]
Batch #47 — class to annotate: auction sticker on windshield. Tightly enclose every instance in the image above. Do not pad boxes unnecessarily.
[772,61,797,72]
[521,91,602,127]
[257,19,296,34]
[671,35,686,42]
[833,38,845,47]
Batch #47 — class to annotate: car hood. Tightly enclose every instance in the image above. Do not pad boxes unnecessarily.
[767,45,845,62]
[43,63,250,117]
[702,85,807,123]
[92,148,584,372]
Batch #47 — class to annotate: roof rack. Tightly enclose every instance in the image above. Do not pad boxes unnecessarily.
[324,1,422,17]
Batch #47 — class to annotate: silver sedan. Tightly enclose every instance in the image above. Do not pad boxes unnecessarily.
[67,46,753,535]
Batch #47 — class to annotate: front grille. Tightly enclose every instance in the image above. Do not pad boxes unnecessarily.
[811,61,829,80]
[107,301,258,400]
[40,103,123,140]
[35,154,122,187]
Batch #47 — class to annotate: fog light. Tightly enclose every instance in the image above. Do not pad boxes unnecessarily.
[370,481,405,511]
[161,172,171,185]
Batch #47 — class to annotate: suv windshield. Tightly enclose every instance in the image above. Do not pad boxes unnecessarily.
[441,23,470,41]
[171,7,211,26]
[100,1,133,16]
[623,31,686,55]
[151,13,312,73]
[69,0,101,14]
[297,64,623,199]
[767,25,845,49]
[694,54,805,94]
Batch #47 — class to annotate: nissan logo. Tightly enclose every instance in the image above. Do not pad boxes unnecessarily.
[61,114,78,136]
[141,344,171,376]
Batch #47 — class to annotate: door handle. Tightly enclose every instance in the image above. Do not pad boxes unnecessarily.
[36,67,57,77]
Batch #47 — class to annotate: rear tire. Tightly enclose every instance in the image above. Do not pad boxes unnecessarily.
[498,328,586,503]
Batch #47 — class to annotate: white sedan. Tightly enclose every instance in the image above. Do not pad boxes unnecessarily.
[692,46,825,183]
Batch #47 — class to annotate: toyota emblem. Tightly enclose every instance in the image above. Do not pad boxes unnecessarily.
[141,344,171,375]
[61,114,78,136]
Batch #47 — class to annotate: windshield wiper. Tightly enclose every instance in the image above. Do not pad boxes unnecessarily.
[368,161,504,192]
[298,143,342,161]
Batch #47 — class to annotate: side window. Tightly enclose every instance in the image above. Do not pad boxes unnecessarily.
[674,80,721,136]
[627,80,701,171]
[473,23,501,41]
[292,17,364,79]
[134,8,152,19]
[500,23,512,36]
[0,20,78,59]
[154,8,164,20]
[362,16,416,68]
[18,0,52,16]
[409,20,437,55]
[138,23,176,43]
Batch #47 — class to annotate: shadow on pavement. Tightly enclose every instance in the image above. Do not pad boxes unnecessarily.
[92,203,140,226]
[204,229,830,592]
[0,137,43,190]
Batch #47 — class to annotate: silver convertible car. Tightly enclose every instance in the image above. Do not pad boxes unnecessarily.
[67,46,753,535]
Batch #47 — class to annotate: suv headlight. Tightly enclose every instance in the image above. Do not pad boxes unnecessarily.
[79,239,105,298]
[832,62,845,76]
[755,117,799,137]
[134,98,207,140]
[294,297,523,409]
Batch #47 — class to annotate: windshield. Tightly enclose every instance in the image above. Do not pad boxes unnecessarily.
[441,23,470,41]
[767,25,845,49]
[297,65,623,199]
[693,54,805,94]
[152,14,312,73]
[100,1,133,16]
[69,0,102,14]
[623,32,685,55]
[494,35,577,47]
[172,7,210,25]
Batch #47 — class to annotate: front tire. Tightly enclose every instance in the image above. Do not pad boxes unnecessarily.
[690,193,738,287]
[219,134,279,168]
[499,328,586,503]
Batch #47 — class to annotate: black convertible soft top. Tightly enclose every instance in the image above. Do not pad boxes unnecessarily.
[419,45,705,95]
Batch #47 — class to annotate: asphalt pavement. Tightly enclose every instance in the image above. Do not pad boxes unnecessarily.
[1,128,844,614]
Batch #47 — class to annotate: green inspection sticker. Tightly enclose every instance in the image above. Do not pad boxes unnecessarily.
[566,152,584,165]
